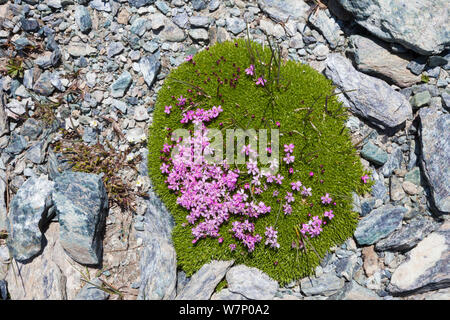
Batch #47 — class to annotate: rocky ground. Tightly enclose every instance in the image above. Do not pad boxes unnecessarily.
[0,0,449,300]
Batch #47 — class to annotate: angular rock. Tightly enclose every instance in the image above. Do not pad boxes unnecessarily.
[6,175,54,262]
[309,9,341,49]
[159,19,186,42]
[226,17,246,35]
[67,43,96,57]
[300,272,345,296]
[257,0,309,22]
[361,141,388,166]
[129,0,154,8]
[4,132,27,155]
[191,0,206,11]
[138,237,176,300]
[226,264,279,300]
[0,280,6,300]
[325,54,412,131]
[20,18,39,32]
[189,15,210,28]
[75,278,109,300]
[354,205,407,245]
[176,260,234,300]
[189,28,209,41]
[412,91,432,108]
[107,41,124,58]
[375,217,438,252]
[75,5,92,34]
[418,108,450,214]
[90,0,112,11]
[140,55,161,89]
[381,144,403,177]
[53,172,108,265]
[33,71,55,96]
[130,17,148,36]
[340,281,381,300]
[389,221,450,295]
[348,35,420,88]
[110,71,132,98]
[26,141,46,164]
[337,0,450,55]
[211,288,247,300]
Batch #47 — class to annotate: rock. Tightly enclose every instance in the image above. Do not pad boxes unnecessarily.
[412,91,432,108]
[418,108,450,214]
[405,167,421,186]
[53,172,108,265]
[0,178,6,232]
[381,144,403,177]
[155,0,170,14]
[191,0,206,11]
[4,132,27,155]
[33,71,55,96]
[226,264,279,300]
[26,141,46,164]
[67,43,96,57]
[110,71,132,98]
[130,17,148,36]
[172,11,189,29]
[189,15,210,28]
[139,55,161,89]
[300,272,345,296]
[348,35,420,88]
[312,43,329,60]
[337,0,450,55]
[176,260,234,300]
[20,18,39,32]
[189,28,209,41]
[259,19,285,38]
[35,51,60,69]
[128,0,154,8]
[324,54,412,131]
[334,254,358,281]
[138,237,176,300]
[407,57,427,75]
[134,105,149,121]
[362,246,381,277]
[308,10,341,49]
[107,41,124,58]
[375,217,438,252]
[361,141,388,166]
[211,288,247,300]
[389,221,450,295]
[257,0,309,22]
[90,0,112,11]
[159,19,186,42]
[0,280,7,300]
[340,281,381,300]
[75,278,109,300]
[208,0,220,12]
[402,181,419,195]
[441,91,450,111]
[354,205,407,245]
[75,5,92,34]
[226,17,246,35]
[6,175,54,262]
[5,222,89,300]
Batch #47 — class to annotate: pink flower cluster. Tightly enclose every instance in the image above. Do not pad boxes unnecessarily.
[180,105,223,124]
[265,226,280,249]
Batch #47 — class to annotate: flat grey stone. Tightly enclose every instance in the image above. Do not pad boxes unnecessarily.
[211,288,247,300]
[176,260,234,300]
[418,108,450,214]
[110,71,132,98]
[325,54,412,132]
[300,272,345,296]
[53,172,108,265]
[75,278,109,300]
[75,5,92,34]
[139,55,161,89]
[226,265,279,300]
[361,141,388,166]
[354,205,407,246]
[6,175,54,262]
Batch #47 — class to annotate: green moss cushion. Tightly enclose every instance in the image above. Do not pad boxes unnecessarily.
[148,39,371,285]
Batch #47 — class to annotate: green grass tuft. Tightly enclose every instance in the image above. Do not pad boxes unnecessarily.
[148,39,371,285]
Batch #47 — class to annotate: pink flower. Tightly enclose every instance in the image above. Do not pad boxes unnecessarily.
[284,144,294,153]
[321,193,332,204]
[283,203,292,215]
[288,167,294,174]
[309,171,314,177]
[291,181,302,191]
[229,244,236,251]
[283,153,295,164]
[218,237,224,243]
[245,64,255,76]
[285,192,295,203]
[361,174,370,184]
[164,105,172,114]
[185,54,193,62]
[275,121,281,127]
[177,95,186,106]
[255,77,267,86]
[272,190,279,197]
[324,210,334,220]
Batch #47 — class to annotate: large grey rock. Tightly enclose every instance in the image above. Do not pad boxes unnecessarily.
[226,265,279,300]
[138,237,176,300]
[257,0,309,22]
[176,260,234,300]
[74,5,92,34]
[6,175,54,262]
[375,217,438,252]
[300,272,345,296]
[389,221,450,295]
[53,172,108,265]
[337,0,450,55]
[339,280,381,300]
[418,108,450,214]
[139,55,161,89]
[348,35,420,88]
[159,19,186,42]
[354,205,407,246]
[309,9,342,49]
[75,278,109,300]
[324,54,412,131]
